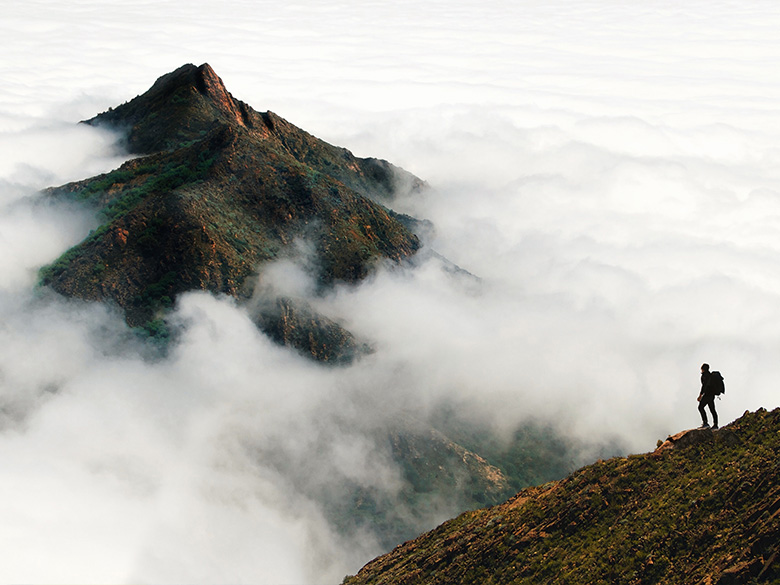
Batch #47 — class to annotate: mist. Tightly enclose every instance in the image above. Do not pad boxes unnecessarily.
[3,1,780,583]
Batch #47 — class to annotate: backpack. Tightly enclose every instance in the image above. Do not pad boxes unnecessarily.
[710,371,725,396]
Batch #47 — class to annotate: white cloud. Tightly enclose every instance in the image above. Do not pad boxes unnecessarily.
[3,0,780,582]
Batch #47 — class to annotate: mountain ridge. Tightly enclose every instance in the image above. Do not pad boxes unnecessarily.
[343,408,780,585]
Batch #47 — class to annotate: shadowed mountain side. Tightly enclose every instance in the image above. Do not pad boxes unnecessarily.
[321,422,515,551]
[243,412,583,553]
[344,408,780,585]
[252,297,370,364]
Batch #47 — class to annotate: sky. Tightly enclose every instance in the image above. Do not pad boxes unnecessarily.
[3,1,780,583]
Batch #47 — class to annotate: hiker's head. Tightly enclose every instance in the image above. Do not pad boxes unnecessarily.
[701,363,710,372]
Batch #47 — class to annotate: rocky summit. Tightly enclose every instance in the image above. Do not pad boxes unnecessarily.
[40,63,424,361]
[343,408,780,585]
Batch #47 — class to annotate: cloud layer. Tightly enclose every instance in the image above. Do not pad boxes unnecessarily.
[3,1,780,583]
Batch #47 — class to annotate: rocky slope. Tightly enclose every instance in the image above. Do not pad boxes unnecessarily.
[344,408,780,585]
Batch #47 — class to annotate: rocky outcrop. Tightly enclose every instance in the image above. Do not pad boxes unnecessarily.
[655,425,741,453]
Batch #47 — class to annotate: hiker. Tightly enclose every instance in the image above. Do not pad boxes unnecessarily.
[698,363,719,429]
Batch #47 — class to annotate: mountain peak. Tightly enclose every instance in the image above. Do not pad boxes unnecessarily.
[190,63,251,128]
[85,62,253,153]
[46,64,424,357]
[146,63,227,100]
[193,62,224,92]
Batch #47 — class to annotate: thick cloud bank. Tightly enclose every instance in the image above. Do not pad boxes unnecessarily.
[3,1,780,583]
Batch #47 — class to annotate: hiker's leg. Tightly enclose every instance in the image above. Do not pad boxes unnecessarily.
[708,398,718,427]
[698,400,708,425]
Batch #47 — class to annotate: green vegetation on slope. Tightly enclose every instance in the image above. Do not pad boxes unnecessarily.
[345,408,780,585]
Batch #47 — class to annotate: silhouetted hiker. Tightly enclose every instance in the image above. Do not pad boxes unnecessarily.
[698,363,719,429]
